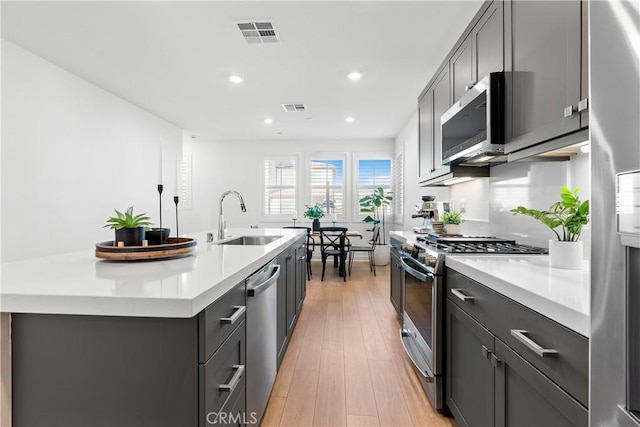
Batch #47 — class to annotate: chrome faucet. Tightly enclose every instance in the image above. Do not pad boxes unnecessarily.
[218,190,247,240]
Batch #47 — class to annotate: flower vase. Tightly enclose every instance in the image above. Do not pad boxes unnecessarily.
[313,219,320,231]
[549,240,583,270]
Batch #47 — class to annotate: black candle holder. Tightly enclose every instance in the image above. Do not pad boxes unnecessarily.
[157,184,164,230]
[174,196,180,238]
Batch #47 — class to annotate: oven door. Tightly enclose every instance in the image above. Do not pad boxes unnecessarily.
[400,256,444,409]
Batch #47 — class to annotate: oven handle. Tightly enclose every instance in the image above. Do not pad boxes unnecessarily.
[400,327,435,382]
[400,257,434,282]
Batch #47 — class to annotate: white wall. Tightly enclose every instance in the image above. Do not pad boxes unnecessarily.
[394,112,448,231]
[182,138,394,236]
[1,40,182,261]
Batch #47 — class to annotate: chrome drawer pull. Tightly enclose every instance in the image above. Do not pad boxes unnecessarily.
[451,288,474,302]
[220,306,246,324]
[219,365,245,393]
[511,329,559,358]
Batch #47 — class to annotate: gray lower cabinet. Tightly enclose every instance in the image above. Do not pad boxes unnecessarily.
[11,278,253,426]
[277,235,307,368]
[505,0,585,153]
[389,242,403,318]
[446,268,588,427]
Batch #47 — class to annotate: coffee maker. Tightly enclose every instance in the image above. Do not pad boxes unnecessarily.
[412,196,450,234]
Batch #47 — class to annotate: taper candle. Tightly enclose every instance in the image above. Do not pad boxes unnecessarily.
[158,139,163,184]
[174,155,180,197]
[292,210,298,220]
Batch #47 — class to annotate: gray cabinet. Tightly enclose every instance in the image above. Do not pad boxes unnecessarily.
[276,235,307,368]
[418,64,451,183]
[451,1,504,104]
[505,0,585,153]
[389,240,403,318]
[445,268,588,426]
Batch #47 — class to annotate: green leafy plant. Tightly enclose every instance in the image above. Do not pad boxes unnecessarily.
[104,206,152,230]
[442,210,463,225]
[303,203,325,220]
[359,187,393,244]
[510,187,589,242]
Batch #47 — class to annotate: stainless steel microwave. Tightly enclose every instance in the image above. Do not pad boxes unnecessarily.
[440,72,505,165]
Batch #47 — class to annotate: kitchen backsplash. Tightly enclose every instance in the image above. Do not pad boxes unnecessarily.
[450,150,591,259]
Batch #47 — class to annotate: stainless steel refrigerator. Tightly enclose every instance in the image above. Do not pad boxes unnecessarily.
[590,1,640,426]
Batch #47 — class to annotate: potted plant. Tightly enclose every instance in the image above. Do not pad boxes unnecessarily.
[510,186,589,270]
[359,187,393,265]
[303,203,325,231]
[442,210,463,235]
[104,206,152,246]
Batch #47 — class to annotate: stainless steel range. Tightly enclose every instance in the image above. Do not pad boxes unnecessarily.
[398,234,547,411]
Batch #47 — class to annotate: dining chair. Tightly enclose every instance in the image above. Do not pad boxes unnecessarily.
[282,226,314,280]
[317,227,349,282]
[348,225,380,276]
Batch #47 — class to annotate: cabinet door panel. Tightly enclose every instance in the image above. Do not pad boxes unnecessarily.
[474,1,504,81]
[390,250,403,317]
[508,0,581,151]
[286,250,297,332]
[276,252,288,366]
[418,90,434,182]
[446,300,495,427]
[451,38,473,103]
[431,65,452,178]
[494,339,588,427]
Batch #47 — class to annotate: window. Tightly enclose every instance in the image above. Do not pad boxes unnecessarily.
[393,153,404,223]
[263,157,297,216]
[309,157,344,217]
[357,158,393,217]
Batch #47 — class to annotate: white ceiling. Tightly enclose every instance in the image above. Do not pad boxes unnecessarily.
[1,1,484,141]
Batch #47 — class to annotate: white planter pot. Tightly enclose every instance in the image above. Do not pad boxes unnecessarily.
[444,224,459,235]
[549,240,583,270]
[374,244,390,266]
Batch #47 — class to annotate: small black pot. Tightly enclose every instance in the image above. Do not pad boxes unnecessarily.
[146,228,171,245]
[114,227,146,246]
[313,219,320,231]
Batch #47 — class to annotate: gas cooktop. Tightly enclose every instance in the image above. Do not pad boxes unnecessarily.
[415,235,548,255]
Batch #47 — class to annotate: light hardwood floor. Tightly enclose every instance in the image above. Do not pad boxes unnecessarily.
[262,261,457,427]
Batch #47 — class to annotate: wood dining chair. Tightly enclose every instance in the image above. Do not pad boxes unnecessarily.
[348,225,380,276]
[317,227,349,282]
[283,226,314,280]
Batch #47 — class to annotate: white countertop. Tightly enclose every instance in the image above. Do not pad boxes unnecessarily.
[0,228,302,318]
[390,231,590,337]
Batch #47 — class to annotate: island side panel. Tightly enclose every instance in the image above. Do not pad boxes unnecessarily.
[1,313,11,427]
[11,313,199,426]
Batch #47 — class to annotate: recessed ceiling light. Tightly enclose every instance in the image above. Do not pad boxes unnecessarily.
[264,118,273,124]
[348,71,362,80]
[229,75,244,84]
[345,117,355,123]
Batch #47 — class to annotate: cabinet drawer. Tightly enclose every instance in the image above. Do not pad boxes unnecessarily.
[199,281,246,363]
[199,320,246,426]
[446,268,588,407]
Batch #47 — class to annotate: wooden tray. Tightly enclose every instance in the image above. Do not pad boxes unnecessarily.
[95,237,197,261]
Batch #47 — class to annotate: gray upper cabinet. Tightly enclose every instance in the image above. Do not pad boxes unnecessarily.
[452,1,504,104]
[451,38,473,104]
[418,64,452,183]
[579,0,589,129]
[505,0,584,153]
[431,65,452,179]
[418,88,434,183]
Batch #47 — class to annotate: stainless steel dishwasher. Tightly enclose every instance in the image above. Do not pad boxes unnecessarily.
[246,259,280,424]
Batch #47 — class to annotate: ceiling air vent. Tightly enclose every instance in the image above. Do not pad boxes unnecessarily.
[282,104,306,113]
[237,21,279,44]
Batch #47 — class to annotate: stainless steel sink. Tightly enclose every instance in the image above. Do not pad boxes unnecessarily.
[216,235,283,245]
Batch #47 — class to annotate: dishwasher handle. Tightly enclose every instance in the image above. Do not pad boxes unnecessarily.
[247,264,280,297]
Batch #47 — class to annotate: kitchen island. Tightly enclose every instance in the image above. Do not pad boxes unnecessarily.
[1,228,306,427]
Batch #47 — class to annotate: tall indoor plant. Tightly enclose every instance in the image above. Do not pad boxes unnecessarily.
[304,203,325,231]
[510,187,589,269]
[359,187,393,265]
